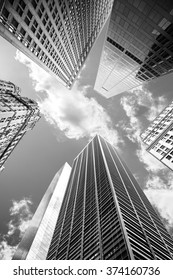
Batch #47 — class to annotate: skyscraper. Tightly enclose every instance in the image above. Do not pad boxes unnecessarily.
[12,162,71,260]
[141,100,173,171]
[47,135,173,260]
[0,0,113,88]
[94,0,173,98]
[0,79,40,170]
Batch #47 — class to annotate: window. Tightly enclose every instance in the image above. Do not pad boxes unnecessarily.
[24,10,32,26]
[158,18,171,30]
[36,27,43,39]
[52,7,58,19]
[26,35,32,47]
[31,20,38,34]
[42,13,48,26]
[35,46,41,56]
[107,37,124,52]
[11,17,18,29]
[20,27,26,37]
[166,155,171,160]
[17,0,26,11]
[41,34,46,44]
[38,3,45,18]
[16,6,23,17]
[46,21,52,32]
[31,0,38,9]
[49,0,55,12]
[2,7,9,19]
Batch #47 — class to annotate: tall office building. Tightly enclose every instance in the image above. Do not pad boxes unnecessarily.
[94,0,173,98]
[12,163,71,260]
[141,100,173,171]
[47,135,173,260]
[0,0,113,88]
[0,79,40,170]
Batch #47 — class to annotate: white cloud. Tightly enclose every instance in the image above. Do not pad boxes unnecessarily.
[0,198,33,260]
[145,172,173,190]
[130,86,167,121]
[140,163,173,233]
[0,241,17,260]
[147,95,166,122]
[7,198,33,237]
[120,89,166,172]
[15,50,122,147]
[145,187,173,230]
[136,143,165,173]
[144,173,173,230]
[121,88,173,231]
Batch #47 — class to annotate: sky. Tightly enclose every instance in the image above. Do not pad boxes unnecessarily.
[0,20,173,260]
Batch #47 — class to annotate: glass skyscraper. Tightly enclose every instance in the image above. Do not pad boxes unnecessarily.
[0,0,113,88]
[141,100,173,171]
[94,0,173,98]
[47,135,173,260]
[12,163,71,260]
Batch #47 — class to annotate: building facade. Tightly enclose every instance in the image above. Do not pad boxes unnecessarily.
[141,100,173,170]
[0,79,40,170]
[12,162,71,260]
[94,0,173,98]
[0,0,113,88]
[47,135,173,260]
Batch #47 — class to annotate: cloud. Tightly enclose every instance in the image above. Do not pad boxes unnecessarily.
[143,155,173,234]
[130,86,167,121]
[120,88,166,172]
[121,88,173,233]
[144,177,173,232]
[7,199,33,237]
[0,241,17,260]
[0,198,33,260]
[15,50,122,147]
[136,143,165,173]
[145,172,173,190]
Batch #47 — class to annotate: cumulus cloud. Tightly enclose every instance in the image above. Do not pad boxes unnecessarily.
[121,87,173,232]
[7,199,33,237]
[15,50,122,147]
[0,198,33,260]
[145,172,173,190]
[145,181,173,232]
[136,143,165,173]
[120,89,166,172]
[0,241,17,260]
[130,86,167,121]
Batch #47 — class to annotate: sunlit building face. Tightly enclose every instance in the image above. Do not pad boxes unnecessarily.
[47,135,173,260]
[0,79,40,170]
[0,0,113,88]
[141,100,173,171]
[12,163,71,260]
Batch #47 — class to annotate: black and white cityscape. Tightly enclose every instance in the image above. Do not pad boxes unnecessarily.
[1,0,173,260]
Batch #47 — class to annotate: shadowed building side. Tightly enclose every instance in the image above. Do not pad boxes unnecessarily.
[94,0,173,98]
